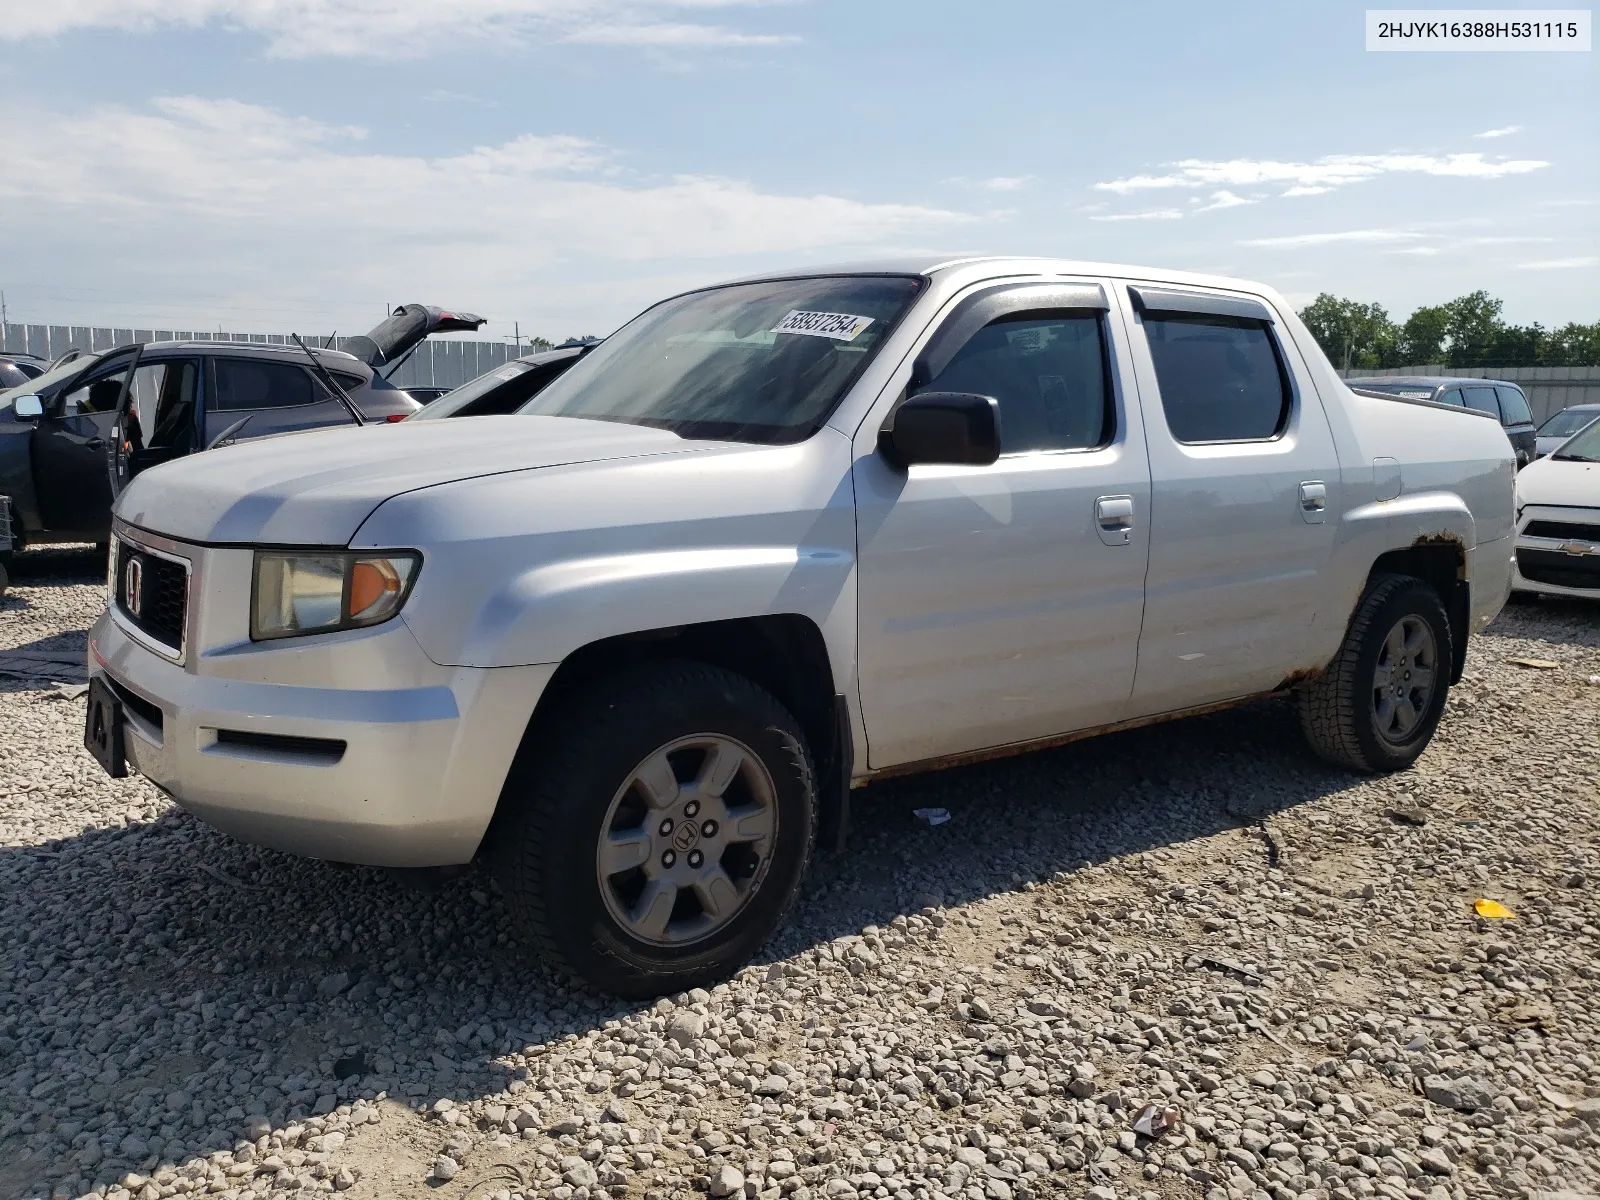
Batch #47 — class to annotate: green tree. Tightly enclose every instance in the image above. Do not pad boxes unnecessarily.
[1298,293,1397,369]
[1441,291,1504,367]
[1544,321,1600,366]
[1488,323,1544,367]
[1398,304,1450,365]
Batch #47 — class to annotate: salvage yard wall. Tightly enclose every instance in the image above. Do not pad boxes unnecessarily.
[0,322,516,390]
[1337,364,1600,425]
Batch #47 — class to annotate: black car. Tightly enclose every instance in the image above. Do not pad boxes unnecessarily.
[408,339,598,420]
[0,303,483,549]
[0,352,47,391]
[1348,375,1537,467]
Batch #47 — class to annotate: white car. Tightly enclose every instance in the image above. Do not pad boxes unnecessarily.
[86,257,1515,995]
[1513,416,1600,599]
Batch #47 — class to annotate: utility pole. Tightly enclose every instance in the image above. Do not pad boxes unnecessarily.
[514,322,521,354]
[1,290,8,329]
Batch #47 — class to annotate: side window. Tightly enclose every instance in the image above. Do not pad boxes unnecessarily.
[61,369,128,415]
[1461,385,1501,419]
[913,312,1112,453]
[210,359,316,412]
[125,361,200,453]
[1143,316,1290,443]
[1496,385,1532,425]
[1437,388,1465,406]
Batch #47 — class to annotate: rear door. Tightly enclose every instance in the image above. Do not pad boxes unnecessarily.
[1118,283,1343,716]
[204,357,350,444]
[1494,385,1536,466]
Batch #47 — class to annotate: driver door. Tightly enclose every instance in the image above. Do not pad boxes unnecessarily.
[31,356,134,537]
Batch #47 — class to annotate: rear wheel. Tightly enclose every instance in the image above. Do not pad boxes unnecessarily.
[1299,574,1452,772]
[492,660,816,997]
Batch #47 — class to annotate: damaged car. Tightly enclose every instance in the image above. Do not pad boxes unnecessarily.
[0,303,482,549]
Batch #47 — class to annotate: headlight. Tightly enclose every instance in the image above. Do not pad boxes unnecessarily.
[251,550,420,641]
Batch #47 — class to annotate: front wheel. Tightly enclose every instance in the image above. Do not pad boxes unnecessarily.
[492,660,816,998]
[1299,574,1452,772]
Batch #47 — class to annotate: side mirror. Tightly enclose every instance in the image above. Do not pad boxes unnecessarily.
[12,394,43,420]
[878,391,1001,468]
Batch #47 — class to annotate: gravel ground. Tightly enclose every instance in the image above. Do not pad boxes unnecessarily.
[2,547,1598,1200]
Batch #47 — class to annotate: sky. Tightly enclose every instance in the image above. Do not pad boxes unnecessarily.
[0,0,1594,346]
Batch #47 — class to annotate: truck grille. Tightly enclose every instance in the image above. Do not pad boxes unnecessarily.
[1523,518,1600,544]
[115,540,190,653]
[1517,547,1600,591]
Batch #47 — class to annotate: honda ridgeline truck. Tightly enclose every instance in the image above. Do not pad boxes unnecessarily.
[85,258,1516,996]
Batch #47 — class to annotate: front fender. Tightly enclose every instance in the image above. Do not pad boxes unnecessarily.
[443,544,854,666]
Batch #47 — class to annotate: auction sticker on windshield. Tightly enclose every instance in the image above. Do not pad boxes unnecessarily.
[772,310,875,341]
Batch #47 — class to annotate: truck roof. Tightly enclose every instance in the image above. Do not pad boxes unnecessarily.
[718,255,1279,296]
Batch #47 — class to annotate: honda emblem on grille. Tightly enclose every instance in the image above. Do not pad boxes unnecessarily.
[123,556,143,617]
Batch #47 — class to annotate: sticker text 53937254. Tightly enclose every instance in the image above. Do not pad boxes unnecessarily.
[771,310,876,342]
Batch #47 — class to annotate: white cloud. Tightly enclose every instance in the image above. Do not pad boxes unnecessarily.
[977,176,1030,192]
[1095,151,1548,196]
[1474,125,1523,139]
[1089,209,1183,222]
[0,95,972,332]
[1195,190,1254,212]
[1241,229,1422,248]
[1281,185,1331,197]
[1515,256,1598,270]
[0,0,794,59]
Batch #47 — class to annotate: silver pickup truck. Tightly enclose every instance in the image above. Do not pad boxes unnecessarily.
[86,257,1516,995]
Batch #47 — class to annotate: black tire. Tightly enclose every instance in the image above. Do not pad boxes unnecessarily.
[1298,574,1452,773]
[492,659,816,998]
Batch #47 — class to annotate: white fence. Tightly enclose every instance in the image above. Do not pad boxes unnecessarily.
[0,323,518,390]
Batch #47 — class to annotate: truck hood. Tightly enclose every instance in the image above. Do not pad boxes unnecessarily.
[1516,455,1600,509]
[115,415,710,545]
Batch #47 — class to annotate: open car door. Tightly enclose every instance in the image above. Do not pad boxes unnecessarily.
[30,346,140,537]
[342,304,487,371]
[108,352,204,498]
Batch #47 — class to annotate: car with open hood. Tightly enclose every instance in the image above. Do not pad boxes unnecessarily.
[85,257,1514,996]
[1512,415,1600,599]
[0,302,482,549]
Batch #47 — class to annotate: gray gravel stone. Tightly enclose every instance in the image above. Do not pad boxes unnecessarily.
[2,551,1598,1200]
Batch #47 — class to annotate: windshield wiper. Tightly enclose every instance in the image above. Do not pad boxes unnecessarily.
[291,333,366,426]
[1551,453,1598,462]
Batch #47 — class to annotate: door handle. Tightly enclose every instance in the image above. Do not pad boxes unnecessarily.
[1298,481,1327,525]
[1095,495,1134,546]
[85,437,105,450]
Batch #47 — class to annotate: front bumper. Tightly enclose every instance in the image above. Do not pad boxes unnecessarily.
[1511,506,1600,599]
[89,526,556,866]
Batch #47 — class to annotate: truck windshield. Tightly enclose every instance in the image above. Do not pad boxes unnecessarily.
[517,275,925,443]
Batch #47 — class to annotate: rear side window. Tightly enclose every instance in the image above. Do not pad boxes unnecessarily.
[1143,316,1290,443]
[211,359,315,411]
[915,312,1112,453]
[1437,388,1465,406]
[1461,386,1500,419]
[1496,386,1532,425]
